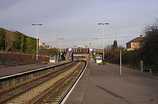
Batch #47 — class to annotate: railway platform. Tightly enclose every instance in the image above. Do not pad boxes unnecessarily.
[0,61,69,77]
[64,61,158,104]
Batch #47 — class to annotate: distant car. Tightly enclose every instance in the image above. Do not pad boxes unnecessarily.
[96,56,102,64]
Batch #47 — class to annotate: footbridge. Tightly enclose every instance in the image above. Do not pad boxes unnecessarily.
[64,48,103,61]
[57,48,103,62]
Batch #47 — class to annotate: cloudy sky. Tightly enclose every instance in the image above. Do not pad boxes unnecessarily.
[0,0,158,48]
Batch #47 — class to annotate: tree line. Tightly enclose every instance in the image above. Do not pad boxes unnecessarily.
[104,20,158,75]
[0,28,58,55]
[0,28,36,54]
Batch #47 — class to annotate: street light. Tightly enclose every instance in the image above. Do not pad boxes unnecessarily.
[58,38,64,62]
[89,42,91,48]
[32,23,42,65]
[98,23,109,65]
[92,38,98,52]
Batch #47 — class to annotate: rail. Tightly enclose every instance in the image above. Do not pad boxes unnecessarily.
[31,61,86,103]
[59,61,88,104]
[0,60,87,103]
[0,61,72,91]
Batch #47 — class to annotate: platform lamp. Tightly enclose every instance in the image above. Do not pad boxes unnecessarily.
[98,23,109,65]
[58,38,64,62]
[92,38,98,53]
[32,24,42,65]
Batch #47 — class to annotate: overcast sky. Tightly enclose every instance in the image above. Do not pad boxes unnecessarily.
[0,0,158,48]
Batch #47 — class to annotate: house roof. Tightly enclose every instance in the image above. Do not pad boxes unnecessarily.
[126,37,143,44]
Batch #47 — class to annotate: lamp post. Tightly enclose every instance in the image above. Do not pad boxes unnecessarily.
[89,42,91,48]
[92,38,98,52]
[32,23,42,65]
[58,38,64,61]
[120,50,122,76]
[89,42,91,61]
[98,23,109,65]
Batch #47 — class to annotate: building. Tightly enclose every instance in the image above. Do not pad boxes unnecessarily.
[73,45,87,48]
[39,41,52,49]
[39,41,45,49]
[126,35,143,51]
[45,45,52,49]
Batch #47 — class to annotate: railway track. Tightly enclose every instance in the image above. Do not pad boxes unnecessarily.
[0,60,86,104]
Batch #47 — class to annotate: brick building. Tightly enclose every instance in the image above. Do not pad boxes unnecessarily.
[126,35,143,51]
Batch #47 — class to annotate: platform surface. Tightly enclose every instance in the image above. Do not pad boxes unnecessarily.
[0,61,69,77]
[65,62,158,104]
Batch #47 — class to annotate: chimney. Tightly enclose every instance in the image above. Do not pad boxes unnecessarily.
[140,35,143,38]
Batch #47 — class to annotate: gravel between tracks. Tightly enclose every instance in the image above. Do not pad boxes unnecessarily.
[6,62,81,104]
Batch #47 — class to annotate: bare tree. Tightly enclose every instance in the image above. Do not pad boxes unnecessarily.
[5,31,14,52]
[104,45,112,53]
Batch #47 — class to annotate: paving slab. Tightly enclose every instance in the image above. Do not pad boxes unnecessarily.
[65,62,158,104]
